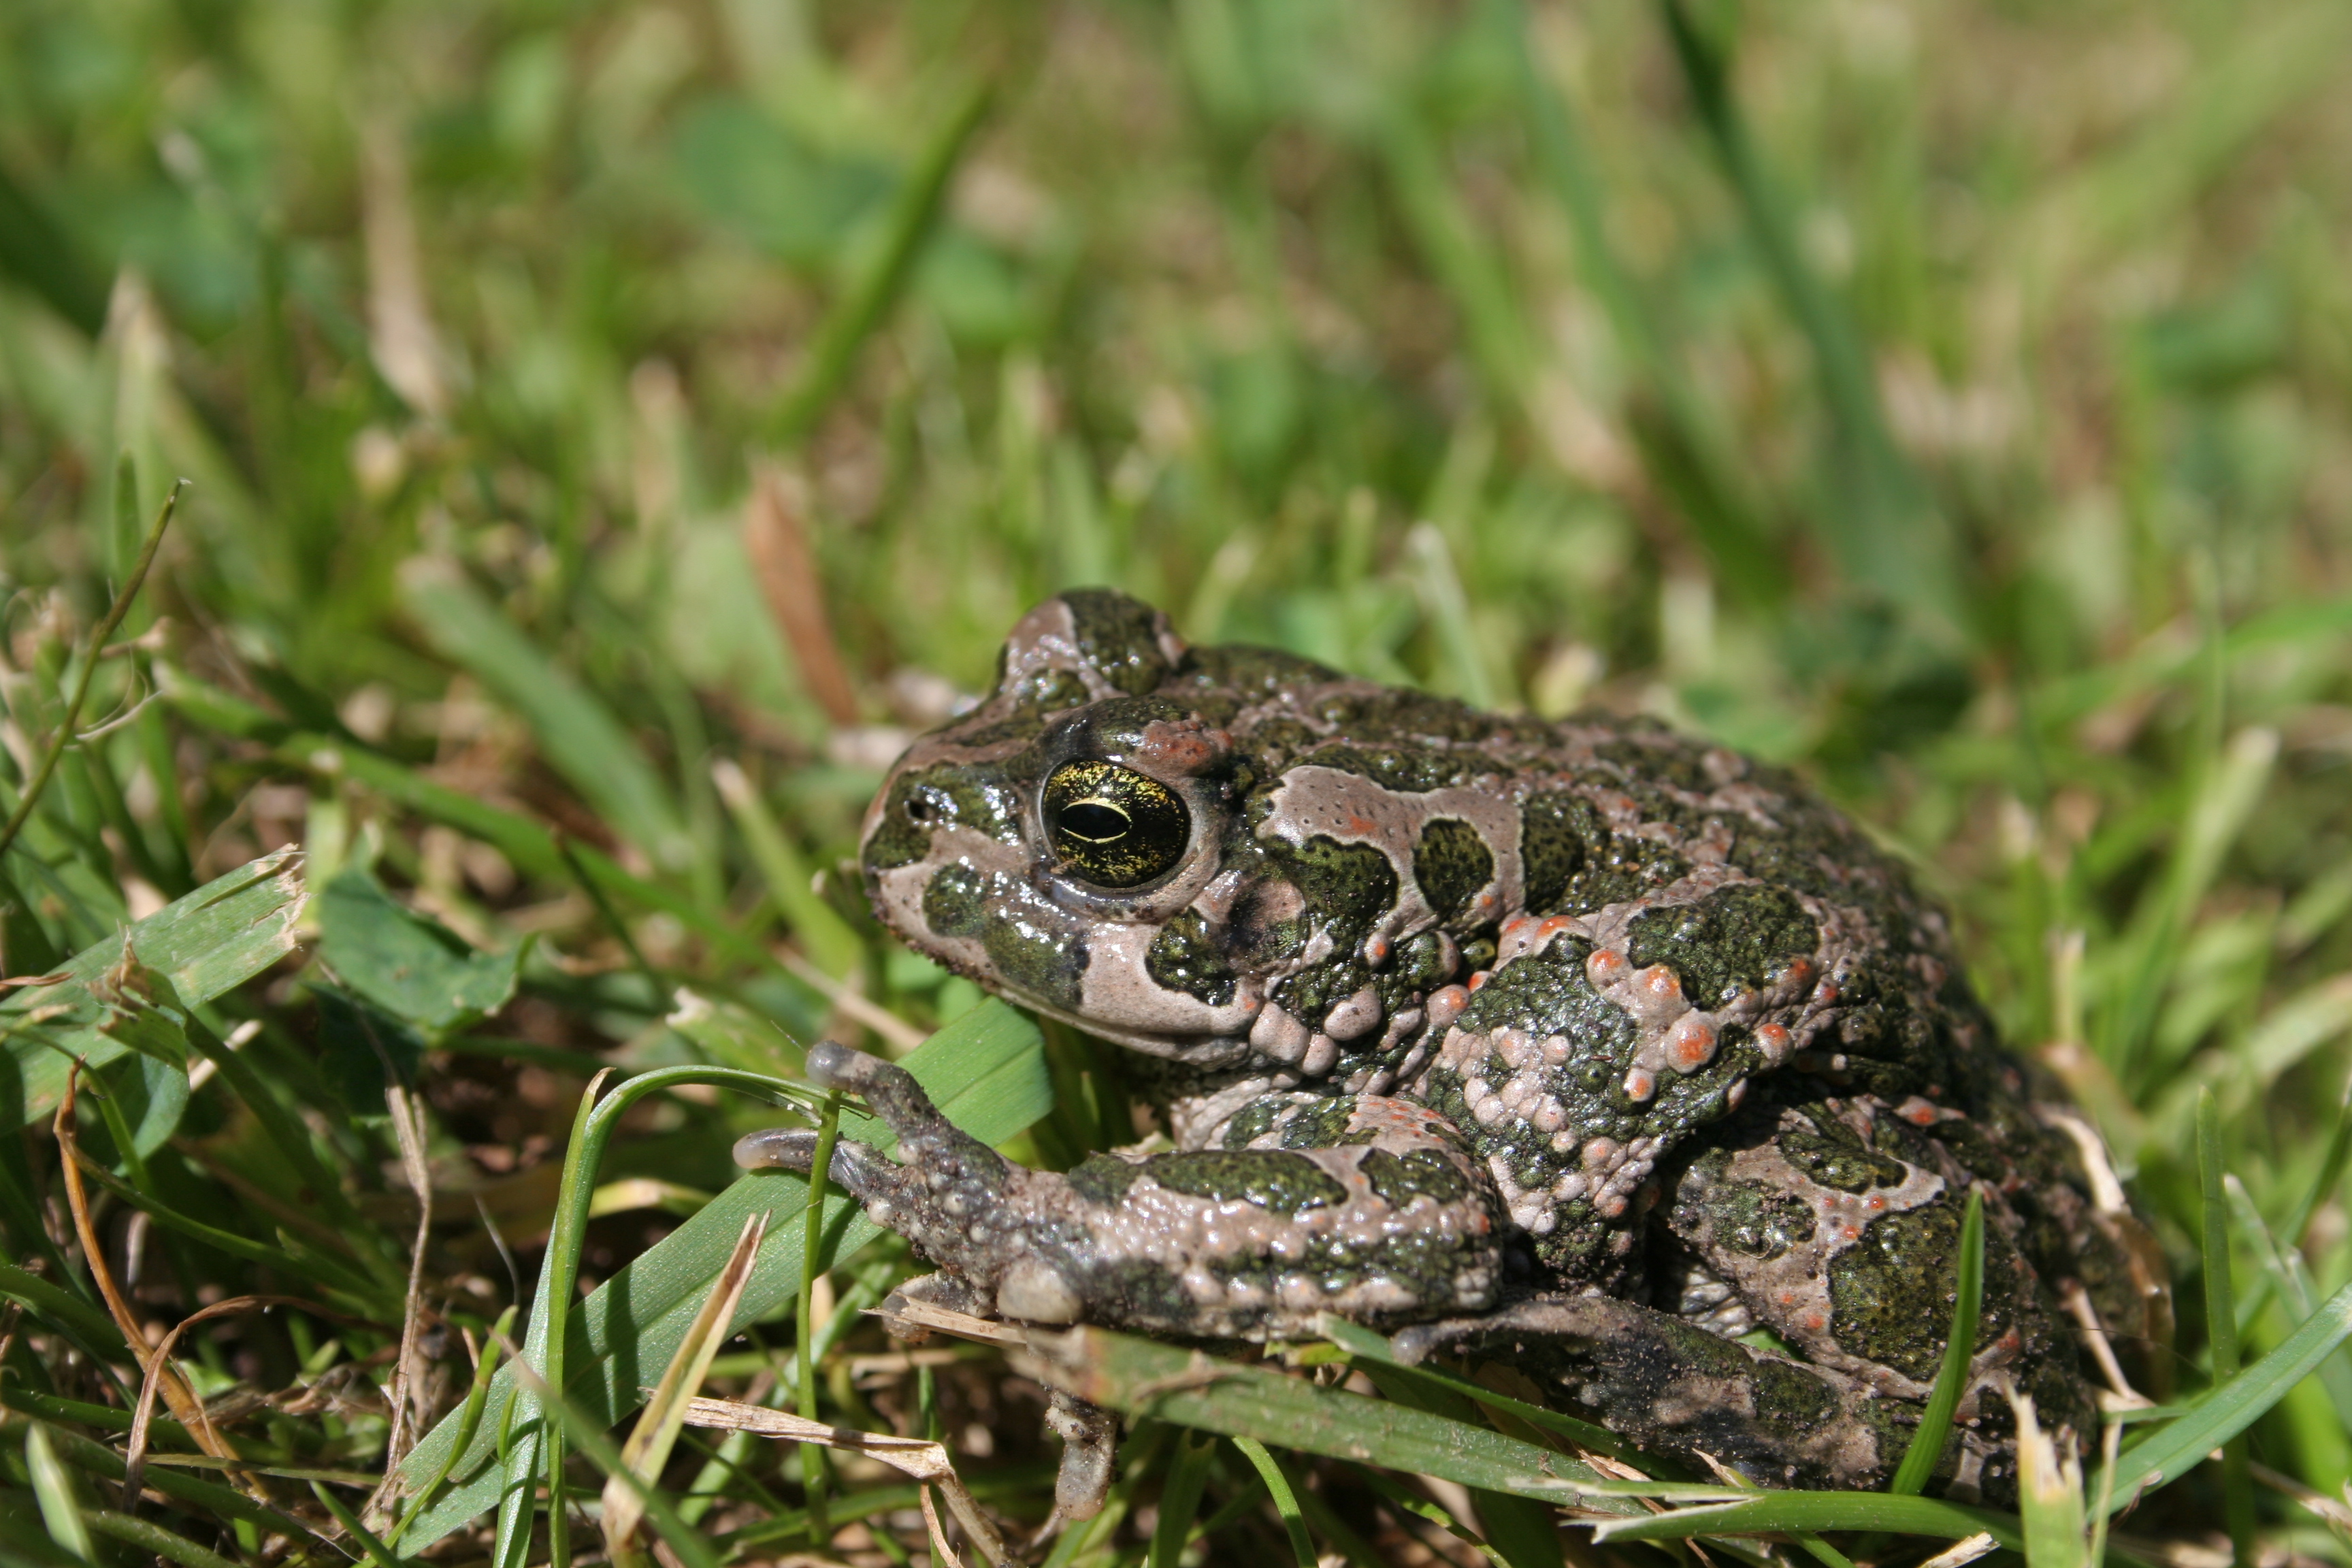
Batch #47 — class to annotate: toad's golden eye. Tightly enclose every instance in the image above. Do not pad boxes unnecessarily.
[1042,760,1190,888]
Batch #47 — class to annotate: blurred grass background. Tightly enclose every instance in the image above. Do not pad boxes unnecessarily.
[5,0,2352,1561]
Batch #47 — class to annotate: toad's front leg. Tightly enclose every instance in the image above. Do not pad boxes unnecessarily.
[733,1043,1510,1341]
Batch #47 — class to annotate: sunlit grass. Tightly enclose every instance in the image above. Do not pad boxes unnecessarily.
[4,0,2352,1561]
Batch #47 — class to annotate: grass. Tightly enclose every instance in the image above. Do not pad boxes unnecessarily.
[3,0,2352,1562]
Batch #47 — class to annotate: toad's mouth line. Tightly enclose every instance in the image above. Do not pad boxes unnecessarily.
[987,985,1257,1068]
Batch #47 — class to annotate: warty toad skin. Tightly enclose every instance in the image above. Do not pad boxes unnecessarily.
[736,589,2170,1501]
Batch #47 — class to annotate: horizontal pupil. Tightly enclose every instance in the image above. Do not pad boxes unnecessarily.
[1059,801,1130,843]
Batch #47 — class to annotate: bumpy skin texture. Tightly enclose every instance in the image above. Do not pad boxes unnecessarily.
[748,590,2170,1498]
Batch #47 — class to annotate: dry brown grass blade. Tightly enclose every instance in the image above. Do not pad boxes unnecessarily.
[121,1294,344,1509]
[772,945,927,1054]
[378,1081,436,1492]
[872,1296,1028,1348]
[52,1065,225,1459]
[743,461,859,728]
[601,1209,768,1566]
[675,1396,1007,1565]
[361,115,455,417]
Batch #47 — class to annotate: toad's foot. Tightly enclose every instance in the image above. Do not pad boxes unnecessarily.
[734,1043,1511,1340]
[1393,1294,2008,1499]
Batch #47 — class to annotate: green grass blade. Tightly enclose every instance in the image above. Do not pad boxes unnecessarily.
[397,559,696,875]
[24,1421,95,1563]
[2195,1090,2254,1563]
[0,1265,126,1355]
[1009,1322,1627,1512]
[1341,1339,1566,1568]
[1403,524,1501,710]
[2106,728,2278,1075]
[310,1480,412,1568]
[387,1307,516,1548]
[1891,1189,1984,1494]
[504,1354,726,1568]
[80,1509,243,1568]
[0,162,110,335]
[770,80,993,446]
[397,999,1049,1550]
[794,1090,842,1541]
[6,849,305,1132]
[61,1154,389,1307]
[0,476,179,864]
[1509,0,1785,604]
[1318,1314,1625,1456]
[2010,1389,2088,1568]
[604,1211,766,1564]
[1230,1437,1316,1568]
[1588,1491,2016,1545]
[1378,113,1531,416]
[276,737,773,973]
[1291,1481,1397,1568]
[710,760,863,979]
[2103,1274,2352,1506]
[35,1420,329,1547]
[1147,1428,1220,1568]
[1654,0,1961,643]
[2229,1176,2352,1436]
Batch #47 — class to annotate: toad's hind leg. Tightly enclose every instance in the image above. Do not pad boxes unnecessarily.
[1392,1295,1984,1493]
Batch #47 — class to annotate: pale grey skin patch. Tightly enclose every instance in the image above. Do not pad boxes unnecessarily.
[758,590,2168,1499]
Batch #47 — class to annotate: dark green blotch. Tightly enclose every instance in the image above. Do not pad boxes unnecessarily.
[1679,1165,1816,1260]
[1296,1224,1485,1309]
[1091,1258,1198,1326]
[1517,791,1689,914]
[1273,1096,1373,1149]
[986,915,1085,1010]
[921,864,988,937]
[1221,1096,1288,1149]
[1576,832,1688,909]
[1004,664,1093,713]
[1314,689,1509,747]
[1360,1147,1471,1208]
[1827,1200,2010,1384]
[1302,745,1497,794]
[1593,735,1718,794]
[1780,1111,1909,1193]
[921,865,1087,1009]
[1396,928,1458,989]
[1747,1354,1846,1432]
[1070,694,1203,751]
[1145,1149,1348,1214]
[936,709,1049,752]
[1145,908,1239,1006]
[1235,718,1322,768]
[1271,959,1372,1029]
[866,764,1019,871]
[1264,832,1399,953]
[1626,883,1820,1007]
[1727,830,1842,902]
[1183,642,1344,700]
[1520,791,1591,915]
[1067,1153,1147,1207]
[1456,937,1636,1060]
[1063,588,1177,697]
[1413,818,1494,924]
